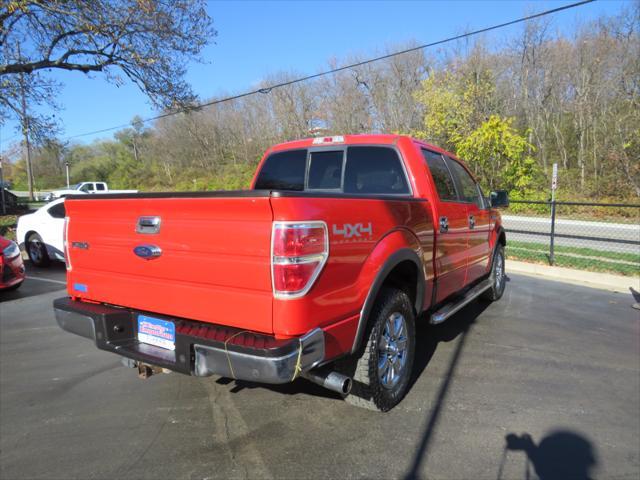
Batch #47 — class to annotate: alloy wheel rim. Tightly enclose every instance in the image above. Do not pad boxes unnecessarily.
[378,312,409,389]
[29,240,42,262]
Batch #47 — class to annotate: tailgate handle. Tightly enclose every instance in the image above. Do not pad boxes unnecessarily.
[136,216,161,234]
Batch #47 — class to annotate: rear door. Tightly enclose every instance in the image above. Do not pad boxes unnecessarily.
[421,149,469,302]
[445,157,492,283]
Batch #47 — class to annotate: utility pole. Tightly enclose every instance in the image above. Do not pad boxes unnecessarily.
[549,163,558,266]
[17,45,34,201]
[65,161,70,188]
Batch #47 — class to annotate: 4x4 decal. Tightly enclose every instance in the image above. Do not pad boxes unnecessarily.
[332,223,373,238]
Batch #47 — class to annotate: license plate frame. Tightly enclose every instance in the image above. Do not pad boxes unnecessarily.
[137,314,176,351]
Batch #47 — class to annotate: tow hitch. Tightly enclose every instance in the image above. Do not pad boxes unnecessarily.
[121,356,169,379]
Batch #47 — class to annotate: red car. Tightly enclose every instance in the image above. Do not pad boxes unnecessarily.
[54,134,508,411]
[1,235,25,291]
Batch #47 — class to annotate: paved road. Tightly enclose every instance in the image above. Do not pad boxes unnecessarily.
[502,215,640,254]
[1,266,639,479]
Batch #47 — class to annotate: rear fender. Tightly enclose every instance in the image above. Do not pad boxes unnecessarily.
[350,230,426,354]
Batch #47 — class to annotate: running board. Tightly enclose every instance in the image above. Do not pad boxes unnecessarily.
[430,279,492,325]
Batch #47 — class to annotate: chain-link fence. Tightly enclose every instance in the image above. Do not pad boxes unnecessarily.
[503,200,640,277]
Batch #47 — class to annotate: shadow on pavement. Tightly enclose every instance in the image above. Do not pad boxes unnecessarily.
[497,431,598,480]
[403,299,490,479]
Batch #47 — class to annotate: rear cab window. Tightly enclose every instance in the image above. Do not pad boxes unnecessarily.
[254,145,411,195]
[254,149,307,191]
[307,150,344,190]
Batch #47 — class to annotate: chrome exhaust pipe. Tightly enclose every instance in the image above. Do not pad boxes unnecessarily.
[303,368,352,395]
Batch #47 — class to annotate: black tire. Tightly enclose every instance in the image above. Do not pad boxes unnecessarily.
[26,233,50,268]
[338,287,416,411]
[482,244,506,302]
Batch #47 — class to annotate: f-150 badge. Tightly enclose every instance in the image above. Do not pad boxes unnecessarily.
[332,223,373,239]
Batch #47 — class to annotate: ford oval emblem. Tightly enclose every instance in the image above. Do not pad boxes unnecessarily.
[134,244,162,260]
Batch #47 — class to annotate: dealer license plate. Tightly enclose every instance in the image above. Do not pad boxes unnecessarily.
[137,315,175,351]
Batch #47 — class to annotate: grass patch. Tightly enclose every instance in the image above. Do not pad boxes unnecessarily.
[0,215,18,241]
[506,246,639,277]
[508,240,640,264]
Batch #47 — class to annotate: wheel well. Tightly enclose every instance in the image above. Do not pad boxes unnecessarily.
[380,260,418,312]
[25,230,38,242]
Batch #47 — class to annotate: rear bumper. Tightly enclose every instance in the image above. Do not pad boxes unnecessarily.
[53,297,325,384]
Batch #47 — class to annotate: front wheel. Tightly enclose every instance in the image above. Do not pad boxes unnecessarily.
[482,244,506,302]
[338,287,416,411]
[26,233,50,268]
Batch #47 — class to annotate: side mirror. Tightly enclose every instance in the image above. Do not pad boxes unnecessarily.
[490,190,509,208]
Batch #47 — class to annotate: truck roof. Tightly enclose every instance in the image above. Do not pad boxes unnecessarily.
[267,134,459,160]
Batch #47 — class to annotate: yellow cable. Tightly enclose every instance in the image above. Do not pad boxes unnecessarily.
[291,338,304,381]
[223,330,251,379]
[224,331,304,382]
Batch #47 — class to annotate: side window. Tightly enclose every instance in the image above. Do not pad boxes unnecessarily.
[48,202,66,219]
[421,149,457,201]
[95,183,106,191]
[308,150,343,190]
[344,147,409,195]
[445,157,484,208]
[254,149,307,191]
[79,183,91,192]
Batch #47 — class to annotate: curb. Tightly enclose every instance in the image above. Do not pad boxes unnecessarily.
[506,259,639,293]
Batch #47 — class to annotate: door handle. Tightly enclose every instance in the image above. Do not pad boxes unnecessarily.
[439,216,449,233]
[469,215,475,229]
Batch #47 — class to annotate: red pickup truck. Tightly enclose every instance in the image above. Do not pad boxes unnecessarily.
[54,134,508,411]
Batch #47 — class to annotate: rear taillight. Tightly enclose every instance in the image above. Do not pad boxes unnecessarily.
[63,216,72,271]
[271,221,328,299]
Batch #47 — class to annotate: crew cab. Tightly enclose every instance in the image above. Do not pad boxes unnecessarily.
[54,134,508,411]
[44,182,137,201]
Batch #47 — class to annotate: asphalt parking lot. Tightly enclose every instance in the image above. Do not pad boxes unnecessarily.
[1,263,638,480]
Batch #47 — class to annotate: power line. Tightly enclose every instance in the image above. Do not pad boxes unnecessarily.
[9,0,597,144]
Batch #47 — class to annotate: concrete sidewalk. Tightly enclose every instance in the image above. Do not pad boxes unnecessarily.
[507,259,639,292]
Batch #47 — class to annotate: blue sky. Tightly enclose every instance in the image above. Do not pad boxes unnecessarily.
[0,0,629,150]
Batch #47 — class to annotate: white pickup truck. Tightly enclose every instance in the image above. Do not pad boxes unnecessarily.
[43,182,138,201]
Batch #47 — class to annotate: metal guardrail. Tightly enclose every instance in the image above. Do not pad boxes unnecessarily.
[503,200,640,268]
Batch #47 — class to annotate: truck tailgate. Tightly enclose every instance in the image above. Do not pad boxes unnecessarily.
[65,195,274,333]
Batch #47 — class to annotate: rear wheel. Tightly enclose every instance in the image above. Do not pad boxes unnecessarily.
[338,287,415,411]
[26,233,50,268]
[482,244,506,301]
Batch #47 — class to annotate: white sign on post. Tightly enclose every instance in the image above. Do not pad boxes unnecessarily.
[551,163,558,191]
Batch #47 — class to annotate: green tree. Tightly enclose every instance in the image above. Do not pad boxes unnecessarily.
[457,115,541,193]
[413,57,496,151]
